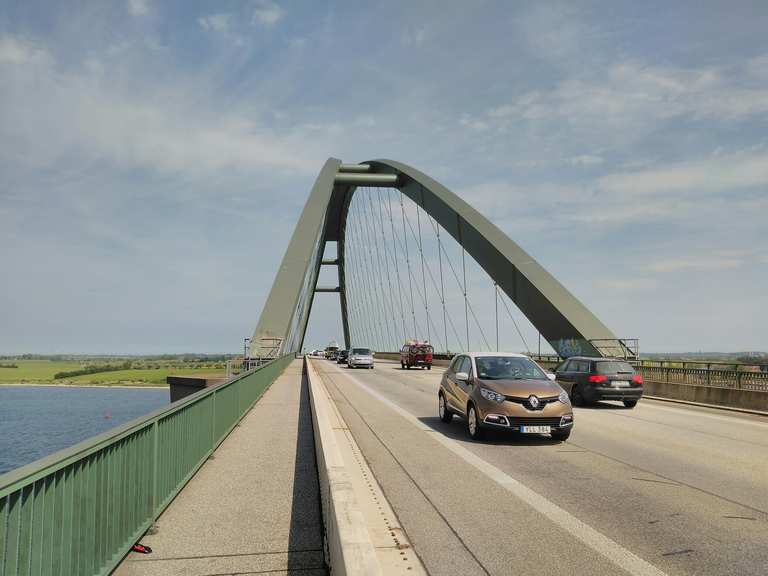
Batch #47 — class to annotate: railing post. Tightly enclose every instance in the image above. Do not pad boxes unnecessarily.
[152,420,159,511]
[211,390,217,450]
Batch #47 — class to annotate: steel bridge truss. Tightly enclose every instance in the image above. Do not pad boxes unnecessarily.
[251,158,631,360]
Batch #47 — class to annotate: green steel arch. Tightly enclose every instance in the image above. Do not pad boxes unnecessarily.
[251,158,625,359]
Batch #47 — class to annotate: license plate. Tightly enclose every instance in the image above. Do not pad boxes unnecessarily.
[612,380,630,387]
[520,425,551,434]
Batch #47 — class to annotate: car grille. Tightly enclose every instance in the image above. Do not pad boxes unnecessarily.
[504,395,559,411]
[507,417,563,427]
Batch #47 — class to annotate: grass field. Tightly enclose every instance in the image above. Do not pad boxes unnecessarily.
[0,360,223,386]
[68,367,221,385]
[0,360,83,382]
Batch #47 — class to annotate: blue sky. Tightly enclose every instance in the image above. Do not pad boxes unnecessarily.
[1,1,766,354]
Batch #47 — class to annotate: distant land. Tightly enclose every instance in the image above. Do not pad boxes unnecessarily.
[0,354,236,386]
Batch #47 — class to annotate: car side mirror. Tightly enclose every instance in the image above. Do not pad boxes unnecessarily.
[547,373,556,381]
[455,371,469,382]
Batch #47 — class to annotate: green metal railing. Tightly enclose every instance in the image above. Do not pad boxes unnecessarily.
[0,354,293,576]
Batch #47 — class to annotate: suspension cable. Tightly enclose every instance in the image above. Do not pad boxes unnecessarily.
[376,189,402,349]
[393,197,461,353]
[365,190,396,351]
[361,192,388,351]
[423,215,490,351]
[499,288,532,354]
[433,213,450,355]
[495,282,499,350]
[351,195,378,349]
[385,189,408,342]
[416,186,430,344]
[400,193,418,338]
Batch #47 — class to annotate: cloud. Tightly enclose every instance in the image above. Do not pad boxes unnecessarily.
[597,149,768,195]
[402,26,427,47]
[0,34,328,178]
[647,257,743,273]
[0,35,48,64]
[199,13,232,33]
[252,0,284,27]
[127,0,149,17]
[568,154,604,166]
[473,58,768,148]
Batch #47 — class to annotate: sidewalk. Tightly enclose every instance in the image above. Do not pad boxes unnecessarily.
[114,360,327,576]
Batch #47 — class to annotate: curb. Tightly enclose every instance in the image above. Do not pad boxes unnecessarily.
[306,357,383,576]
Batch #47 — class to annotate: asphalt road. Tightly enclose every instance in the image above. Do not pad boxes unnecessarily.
[311,358,768,576]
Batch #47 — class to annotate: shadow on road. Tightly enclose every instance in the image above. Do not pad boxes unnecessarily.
[286,367,328,574]
[574,401,634,411]
[417,415,563,446]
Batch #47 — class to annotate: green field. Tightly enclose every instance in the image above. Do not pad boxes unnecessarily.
[0,360,224,386]
[0,360,83,382]
[68,367,220,385]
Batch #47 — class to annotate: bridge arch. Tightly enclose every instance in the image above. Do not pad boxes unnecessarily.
[251,158,624,359]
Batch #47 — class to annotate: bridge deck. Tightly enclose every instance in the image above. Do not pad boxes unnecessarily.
[115,360,327,576]
[313,358,768,576]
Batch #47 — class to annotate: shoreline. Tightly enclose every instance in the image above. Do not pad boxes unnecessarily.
[0,382,169,390]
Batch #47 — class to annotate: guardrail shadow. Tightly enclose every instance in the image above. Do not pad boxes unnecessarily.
[286,366,328,574]
[574,401,634,410]
[417,415,562,446]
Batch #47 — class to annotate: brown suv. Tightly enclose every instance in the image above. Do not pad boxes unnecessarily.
[438,352,573,441]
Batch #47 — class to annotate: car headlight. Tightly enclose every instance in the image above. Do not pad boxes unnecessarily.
[559,390,570,404]
[480,387,505,403]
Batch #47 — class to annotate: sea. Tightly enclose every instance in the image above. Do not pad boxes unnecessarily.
[0,385,169,475]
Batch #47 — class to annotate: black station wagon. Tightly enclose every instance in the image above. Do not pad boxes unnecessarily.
[554,357,643,408]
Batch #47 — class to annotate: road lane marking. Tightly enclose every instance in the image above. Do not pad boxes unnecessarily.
[337,365,669,576]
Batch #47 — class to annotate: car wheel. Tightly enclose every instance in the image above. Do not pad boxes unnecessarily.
[438,393,453,423]
[467,404,484,440]
[551,429,571,442]
[623,399,638,408]
[401,362,405,369]
[406,364,411,369]
[427,365,431,370]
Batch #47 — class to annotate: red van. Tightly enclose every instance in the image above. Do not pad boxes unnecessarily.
[400,341,434,370]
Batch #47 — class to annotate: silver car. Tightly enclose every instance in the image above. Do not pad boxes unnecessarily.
[348,348,374,369]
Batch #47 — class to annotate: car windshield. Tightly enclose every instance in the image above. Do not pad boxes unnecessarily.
[595,361,635,374]
[352,348,371,355]
[415,345,432,354]
[475,356,548,380]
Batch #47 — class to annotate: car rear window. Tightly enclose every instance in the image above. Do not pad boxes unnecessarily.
[415,345,433,353]
[595,361,635,374]
[352,348,371,355]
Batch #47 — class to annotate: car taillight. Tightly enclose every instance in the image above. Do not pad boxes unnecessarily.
[588,375,608,383]
[632,375,643,385]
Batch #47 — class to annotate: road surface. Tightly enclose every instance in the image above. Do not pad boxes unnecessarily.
[311,358,768,576]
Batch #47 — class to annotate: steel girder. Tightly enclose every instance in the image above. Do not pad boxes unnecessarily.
[251,158,619,359]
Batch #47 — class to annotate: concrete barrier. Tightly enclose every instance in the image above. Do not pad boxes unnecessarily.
[642,379,768,412]
[305,358,383,576]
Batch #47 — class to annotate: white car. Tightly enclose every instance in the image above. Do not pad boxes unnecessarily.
[348,348,374,369]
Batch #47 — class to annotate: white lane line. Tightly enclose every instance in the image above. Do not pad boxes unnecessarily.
[339,367,669,576]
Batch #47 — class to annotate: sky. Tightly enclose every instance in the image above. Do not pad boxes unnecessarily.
[1,1,766,355]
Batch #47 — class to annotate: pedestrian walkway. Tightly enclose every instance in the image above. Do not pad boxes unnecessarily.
[114,360,327,576]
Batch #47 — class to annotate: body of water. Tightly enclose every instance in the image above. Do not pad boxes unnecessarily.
[0,385,169,475]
